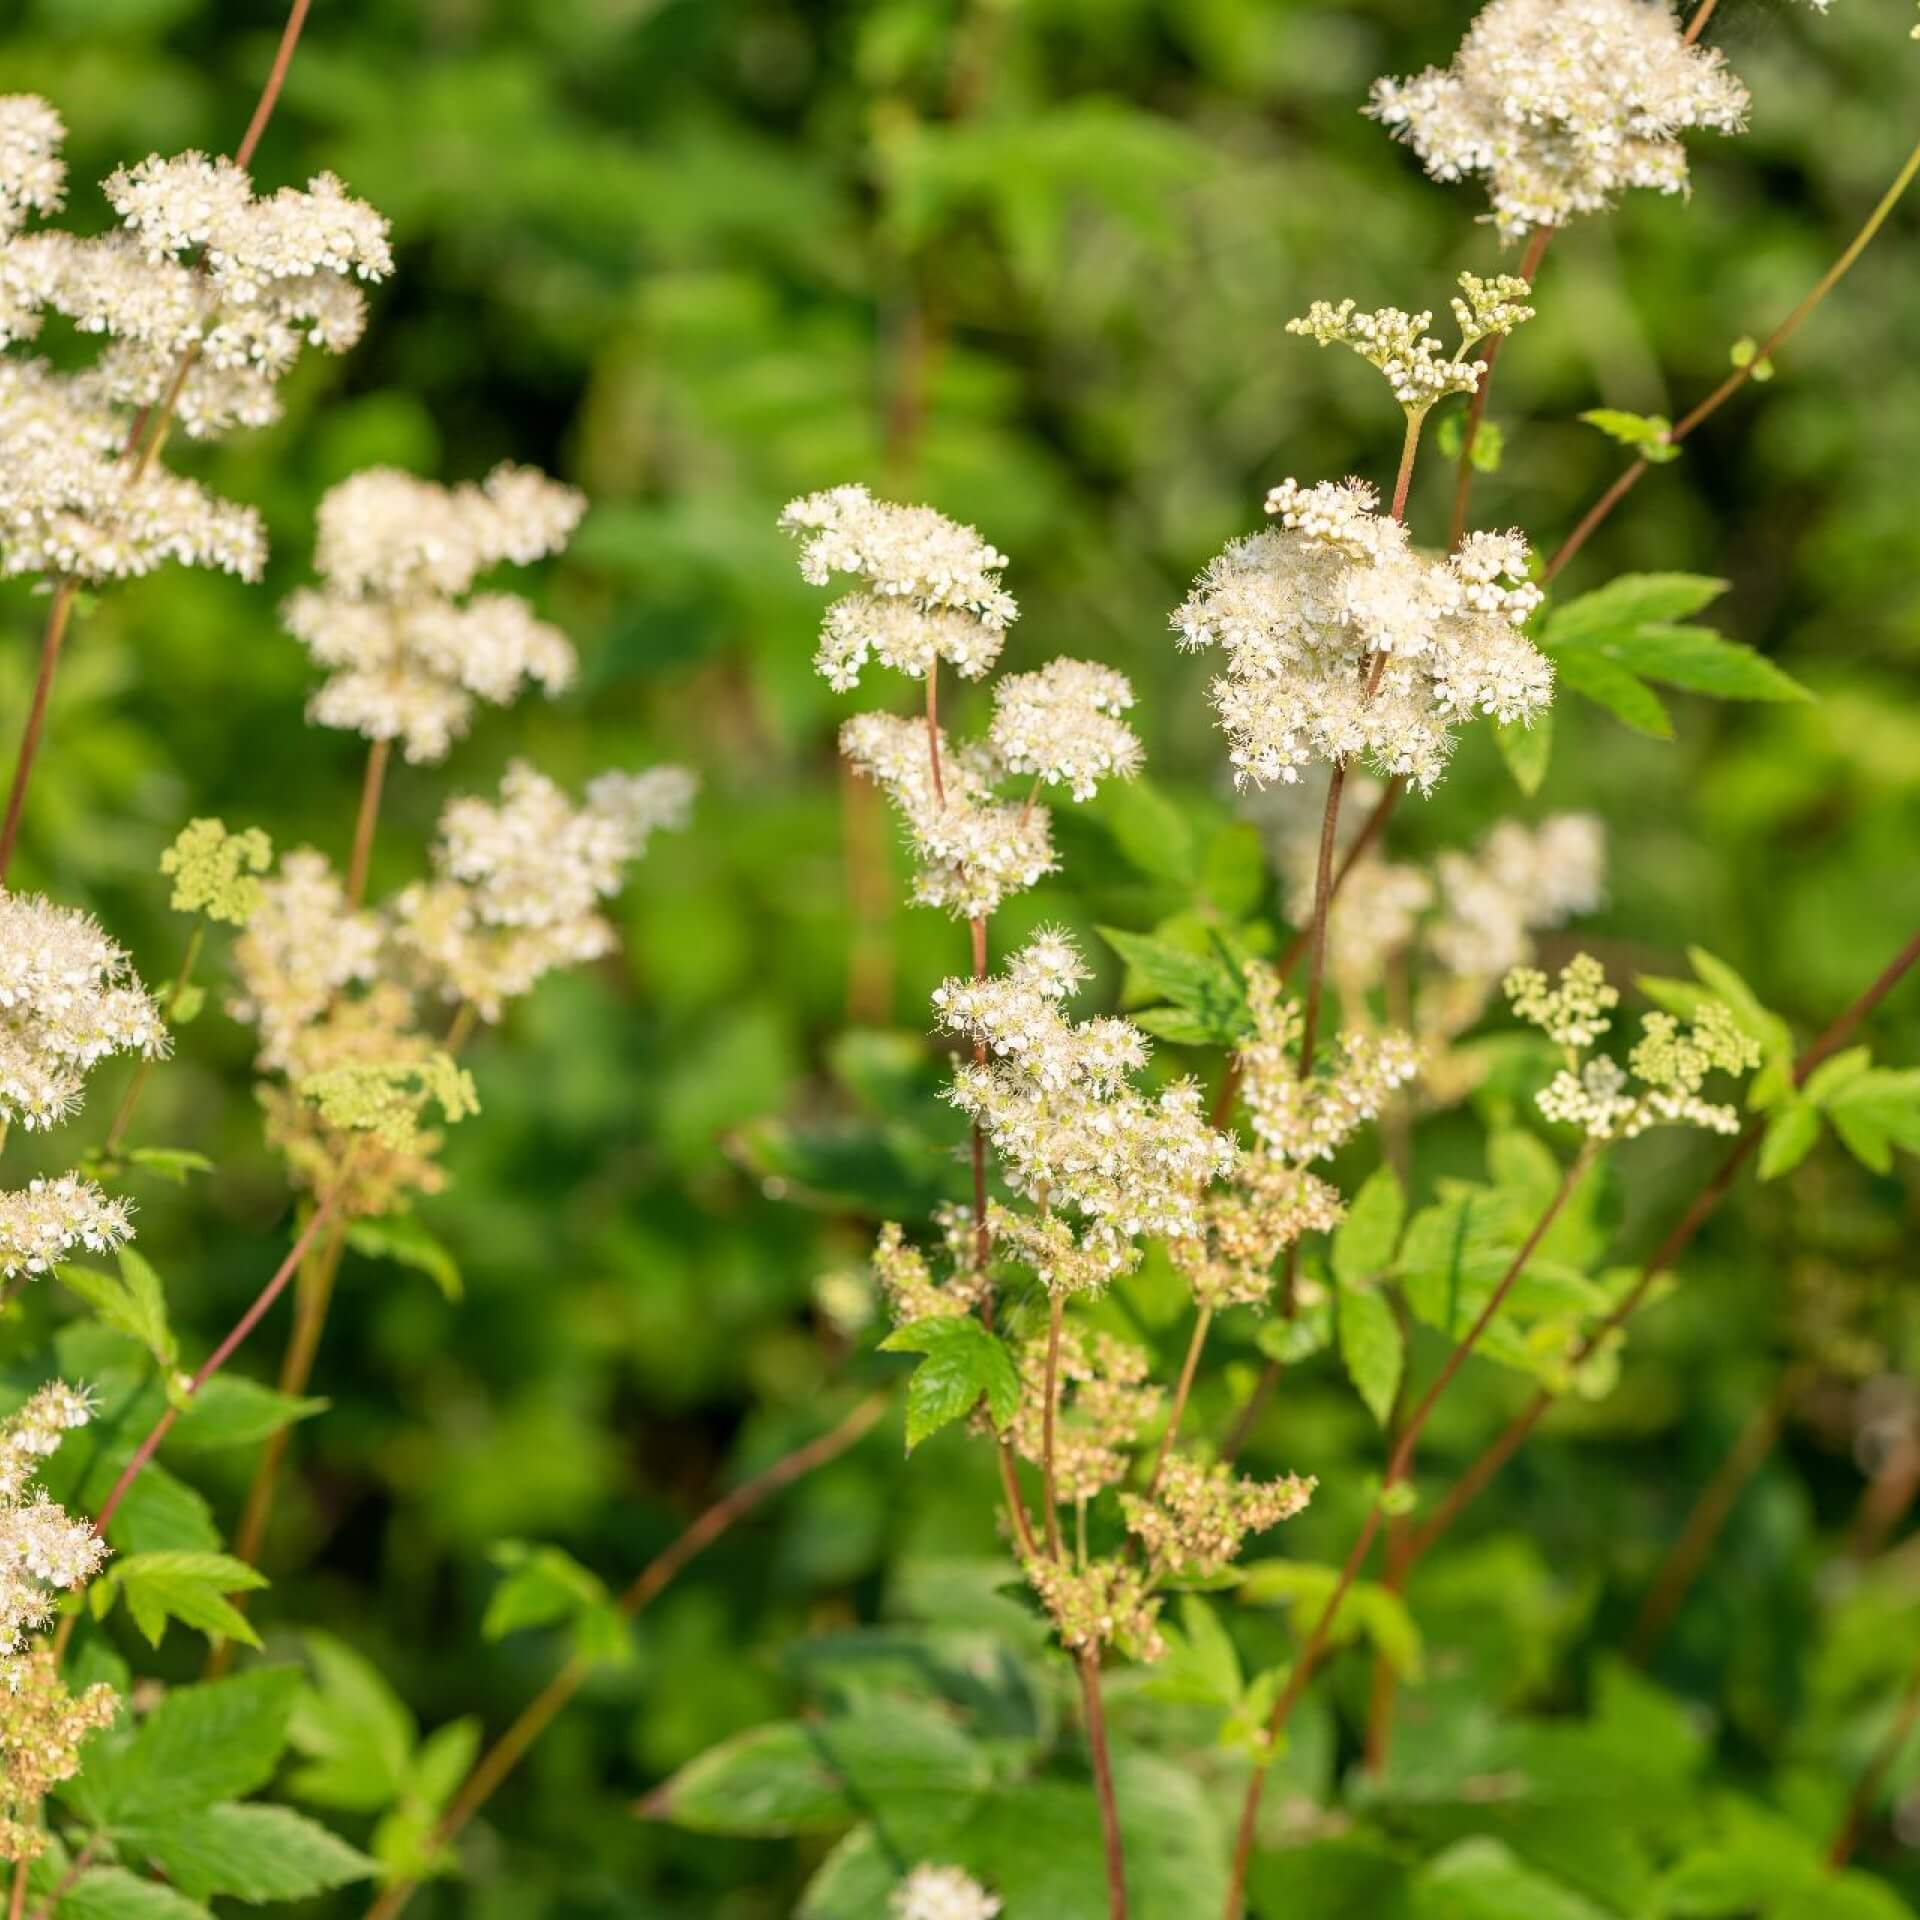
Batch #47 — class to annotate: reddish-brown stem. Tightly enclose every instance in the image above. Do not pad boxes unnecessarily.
[1144,1305,1213,1502]
[1546,129,1920,583]
[364,1390,890,1920]
[234,0,314,169]
[1220,1358,1284,1465]
[923,663,948,809]
[344,737,391,912]
[93,1194,345,1537]
[1388,414,1423,527]
[29,1834,100,1920]
[997,1439,1040,1559]
[1403,923,1920,1572]
[9,1861,26,1920]
[1849,1432,1920,1563]
[1627,1370,1797,1664]
[1079,1651,1130,1920]
[1829,1651,1920,1867]
[1041,1294,1066,1558]
[1682,0,1721,44]
[1449,224,1553,550]
[0,580,77,885]
[1223,1152,1593,1919]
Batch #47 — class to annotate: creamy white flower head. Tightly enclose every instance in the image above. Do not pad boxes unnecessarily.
[391,761,694,1021]
[0,892,166,1130]
[1174,483,1551,793]
[0,99,65,235]
[0,360,265,583]
[989,658,1143,802]
[892,1864,1001,1920]
[0,1383,109,1684]
[0,1178,133,1282]
[1371,0,1750,239]
[780,485,1016,690]
[841,711,1055,921]
[286,465,587,762]
[936,932,1237,1285]
[1432,814,1607,983]
[229,850,383,1076]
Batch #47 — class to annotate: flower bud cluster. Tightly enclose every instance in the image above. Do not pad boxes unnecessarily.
[1010,1324,1160,1503]
[1121,1455,1315,1578]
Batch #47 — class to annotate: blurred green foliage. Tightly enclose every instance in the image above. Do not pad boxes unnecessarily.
[4,0,1920,1914]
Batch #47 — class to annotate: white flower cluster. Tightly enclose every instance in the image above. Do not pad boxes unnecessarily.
[787,487,1139,921]
[988,659,1143,802]
[285,465,586,763]
[0,1382,108,1684]
[1174,480,1551,792]
[935,932,1237,1291]
[1370,0,1750,238]
[393,760,695,1022]
[1509,956,1761,1140]
[892,1865,1002,1920]
[0,99,391,584]
[0,891,166,1130]
[780,484,1016,691]
[0,1178,133,1283]
[1289,303,1475,415]
[1238,963,1419,1168]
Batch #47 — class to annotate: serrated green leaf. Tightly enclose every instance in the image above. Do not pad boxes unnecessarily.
[1801,1047,1873,1108]
[286,1634,416,1813]
[1333,1168,1404,1287]
[1097,926,1250,1043]
[409,1716,483,1812]
[1759,1101,1822,1181]
[56,1257,174,1370]
[345,1214,462,1300]
[105,1551,267,1652]
[1545,574,1728,642]
[125,1803,376,1903]
[1337,1286,1404,1428]
[881,1316,1019,1447]
[163,1376,327,1454]
[1494,711,1552,793]
[483,1539,608,1642]
[1578,409,1681,462]
[1547,647,1673,738]
[1599,623,1810,703]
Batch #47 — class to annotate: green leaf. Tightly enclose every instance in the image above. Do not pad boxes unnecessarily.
[1337,1287,1404,1428]
[880,1316,1019,1448]
[55,1869,213,1920]
[163,1377,327,1453]
[1239,1561,1423,1679]
[167,983,207,1025]
[1578,409,1681,463]
[482,1540,628,1664]
[101,1551,267,1651]
[345,1214,462,1300]
[1546,647,1673,738]
[126,1146,215,1185]
[286,1634,416,1813]
[1414,1838,1613,1920]
[1333,1169,1404,1287]
[1098,926,1250,1045]
[56,1259,175,1370]
[1545,574,1728,641]
[1759,1100,1822,1181]
[1092,776,1196,885]
[71,1669,300,1827]
[649,1706,990,1843]
[1598,623,1810,703]
[1494,711,1553,793]
[1248,1836,1414,1920]
[126,1804,376,1903]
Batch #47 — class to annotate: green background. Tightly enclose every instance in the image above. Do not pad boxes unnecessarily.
[3,0,1918,1913]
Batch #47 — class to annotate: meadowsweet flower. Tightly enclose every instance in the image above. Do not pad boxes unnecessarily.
[1511,956,1761,1140]
[780,485,1017,691]
[0,98,68,351]
[301,1052,477,1152]
[0,891,166,1129]
[392,761,694,1022]
[286,466,586,763]
[0,1383,108,1666]
[892,1865,1002,1920]
[0,1649,116,1861]
[1010,1325,1160,1502]
[841,712,1055,921]
[871,1220,987,1325]
[1370,0,1750,239]
[1430,815,1607,983]
[1122,1456,1315,1577]
[0,1178,133,1281]
[988,659,1143,802]
[0,358,265,583]
[229,850,382,1076]
[1175,483,1551,792]
[160,818,273,926]
[1024,1553,1164,1661]
[938,934,1237,1283]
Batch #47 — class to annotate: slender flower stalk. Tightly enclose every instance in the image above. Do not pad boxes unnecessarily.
[1143,1304,1213,1501]
[0,581,76,884]
[1041,1294,1067,1558]
[1449,223,1553,549]
[92,1192,346,1537]
[344,739,391,912]
[1683,0,1722,46]
[1079,1651,1129,1920]
[1829,1650,1920,1868]
[1546,128,1920,583]
[359,1390,892,1920]
[1223,1147,1596,1920]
